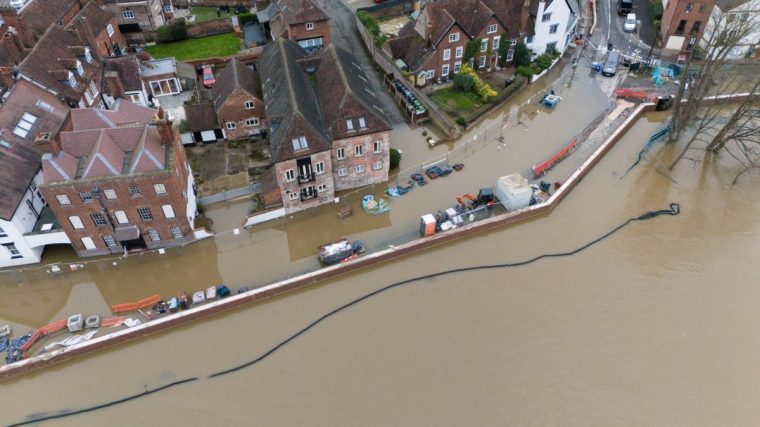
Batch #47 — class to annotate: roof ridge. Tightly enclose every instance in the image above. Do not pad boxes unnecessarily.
[81,129,104,178]
[128,125,149,175]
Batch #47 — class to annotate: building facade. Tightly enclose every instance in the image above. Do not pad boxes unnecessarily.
[661,0,715,54]
[701,0,759,59]
[526,0,578,56]
[258,0,331,52]
[38,106,197,257]
[101,0,167,45]
[213,58,266,140]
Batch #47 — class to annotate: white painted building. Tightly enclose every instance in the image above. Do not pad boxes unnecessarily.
[701,0,760,60]
[526,0,579,56]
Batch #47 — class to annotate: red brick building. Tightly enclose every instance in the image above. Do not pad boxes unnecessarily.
[258,0,331,52]
[38,104,197,257]
[212,58,266,140]
[388,0,530,86]
[259,39,391,213]
[660,0,715,55]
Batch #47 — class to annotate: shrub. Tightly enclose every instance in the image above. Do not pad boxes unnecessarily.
[497,32,509,67]
[455,116,466,126]
[514,41,532,67]
[237,13,257,26]
[463,39,481,64]
[547,48,561,59]
[535,52,554,71]
[516,65,534,78]
[389,148,401,169]
[157,18,187,43]
[357,11,388,48]
[453,73,475,92]
[458,64,497,102]
[648,0,664,21]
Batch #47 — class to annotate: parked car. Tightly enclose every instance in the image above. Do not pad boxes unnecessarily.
[623,13,637,32]
[601,51,621,77]
[618,0,633,15]
[201,65,215,88]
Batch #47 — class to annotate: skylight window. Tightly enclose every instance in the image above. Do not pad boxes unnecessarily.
[291,136,308,151]
[36,100,53,113]
[12,113,37,138]
[0,139,11,149]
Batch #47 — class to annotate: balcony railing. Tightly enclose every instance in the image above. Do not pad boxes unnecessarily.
[298,174,315,184]
[300,191,318,202]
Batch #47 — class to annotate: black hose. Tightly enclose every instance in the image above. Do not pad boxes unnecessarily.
[10,203,680,426]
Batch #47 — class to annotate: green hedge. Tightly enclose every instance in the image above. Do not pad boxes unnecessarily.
[238,13,257,26]
[158,18,187,43]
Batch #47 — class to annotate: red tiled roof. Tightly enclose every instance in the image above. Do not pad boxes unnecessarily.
[213,58,262,112]
[272,0,328,25]
[0,79,69,145]
[68,99,157,130]
[18,0,80,42]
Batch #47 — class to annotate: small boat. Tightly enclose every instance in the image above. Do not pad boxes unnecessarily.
[205,286,217,300]
[0,324,11,337]
[67,314,83,332]
[85,315,100,329]
[192,291,205,305]
[168,297,179,312]
[319,239,364,265]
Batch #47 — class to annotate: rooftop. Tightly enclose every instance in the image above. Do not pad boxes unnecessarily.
[140,57,178,77]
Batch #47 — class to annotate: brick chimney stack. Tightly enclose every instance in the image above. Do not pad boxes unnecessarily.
[104,71,125,98]
[35,132,62,154]
[153,107,175,146]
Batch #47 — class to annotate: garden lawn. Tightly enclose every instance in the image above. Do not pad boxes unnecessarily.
[432,87,483,112]
[191,6,234,22]
[145,33,241,61]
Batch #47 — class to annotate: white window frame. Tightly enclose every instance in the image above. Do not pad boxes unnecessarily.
[123,9,134,19]
[373,161,383,170]
[147,228,160,242]
[480,39,488,52]
[492,36,500,50]
[337,167,347,177]
[358,117,366,129]
[315,161,325,175]
[306,22,314,30]
[57,194,71,205]
[373,141,382,153]
[170,226,183,239]
[162,204,175,219]
[103,235,118,247]
[355,164,365,174]
[487,24,497,34]
[336,147,345,160]
[454,61,462,73]
[67,72,76,88]
[479,55,487,68]
[443,48,451,61]
[84,88,94,105]
[354,144,364,157]
[549,24,559,34]
[285,169,295,182]
[506,49,515,62]
[81,237,96,250]
[317,183,327,192]
[76,60,84,76]
[455,46,463,59]
[449,33,460,42]
[244,100,255,109]
[107,24,114,37]
[104,189,117,199]
[442,64,449,76]
[425,70,435,79]
[245,118,259,127]
[90,81,98,97]
[287,192,299,201]
[115,210,128,224]
[345,119,353,131]
[154,183,167,195]
[91,213,107,227]
[69,216,84,229]
[226,122,236,130]
[542,12,551,22]
[4,243,21,259]
[137,207,153,221]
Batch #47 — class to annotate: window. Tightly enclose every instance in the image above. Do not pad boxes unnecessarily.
[91,213,107,227]
[479,55,486,68]
[81,237,96,250]
[317,183,327,192]
[129,186,142,197]
[449,33,460,42]
[346,119,354,131]
[549,24,559,34]
[454,61,462,73]
[469,57,475,68]
[164,4,173,12]
[542,12,552,22]
[226,122,236,130]
[285,169,295,182]
[244,100,255,109]
[84,88,94,105]
[315,161,325,174]
[336,147,346,160]
[171,226,183,239]
[69,216,84,229]
[488,24,497,34]
[493,37,500,50]
[355,165,365,174]
[442,64,449,76]
[685,2,693,11]
[546,42,557,52]
[245,118,259,127]
[114,210,128,224]
[79,191,92,203]
[76,60,84,76]
[57,194,71,205]
[443,48,451,60]
[373,161,383,170]
[90,81,98,96]
[287,191,299,201]
[103,235,117,247]
[162,204,175,219]
[291,136,308,150]
[149,79,180,96]
[455,46,463,58]
[355,144,364,157]
[3,243,21,259]
[358,117,366,129]
[123,9,134,19]
[0,226,5,237]
[154,183,167,195]
[147,229,160,242]
[36,100,54,113]
[84,47,92,62]
[13,113,37,138]
[480,39,488,52]
[306,22,314,30]
[104,189,117,199]
[107,24,114,37]
[337,167,347,177]
[526,35,534,44]
[373,141,382,153]
[426,70,435,79]
[506,48,515,62]
[137,207,153,221]
[690,21,701,35]
[675,19,687,35]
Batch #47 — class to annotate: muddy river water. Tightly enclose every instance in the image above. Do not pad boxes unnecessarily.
[3,72,760,424]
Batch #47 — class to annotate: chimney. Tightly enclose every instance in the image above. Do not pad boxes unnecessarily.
[35,132,61,154]
[153,107,175,146]
[104,71,125,98]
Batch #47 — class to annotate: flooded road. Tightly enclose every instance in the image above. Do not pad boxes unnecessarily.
[3,110,760,425]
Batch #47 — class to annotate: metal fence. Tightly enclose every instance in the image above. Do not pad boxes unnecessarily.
[198,182,261,206]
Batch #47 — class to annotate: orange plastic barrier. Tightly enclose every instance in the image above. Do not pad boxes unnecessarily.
[111,302,138,313]
[533,139,578,178]
[615,88,657,102]
[136,294,161,309]
[20,329,43,352]
[40,319,67,335]
[100,316,126,327]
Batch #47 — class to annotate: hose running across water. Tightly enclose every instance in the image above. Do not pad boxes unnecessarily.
[9,203,680,427]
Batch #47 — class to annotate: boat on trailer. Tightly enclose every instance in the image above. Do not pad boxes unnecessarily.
[318,239,365,265]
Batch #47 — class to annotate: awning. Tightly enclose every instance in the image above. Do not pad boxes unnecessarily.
[114,225,140,241]
[257,3,278,23]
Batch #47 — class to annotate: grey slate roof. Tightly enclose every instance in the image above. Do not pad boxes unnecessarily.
[212,58,262,112]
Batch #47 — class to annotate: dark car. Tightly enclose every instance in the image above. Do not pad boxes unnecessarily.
[618,0,633,15]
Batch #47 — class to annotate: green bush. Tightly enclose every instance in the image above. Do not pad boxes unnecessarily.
[497,32,509,67]
[463,39,481,64]
[514,41,532,67]
[456,117,467,126]
[648,0,664,21]
[237,13,257,26]
[358,11,388,47]
[535,52,554,71]
[389,148,401,169]
[516,65,534,78]
[453,73,475,92]
[158,18,187,43]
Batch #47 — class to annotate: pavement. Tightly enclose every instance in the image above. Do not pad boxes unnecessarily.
[314,0,405,124]
[592,0,659,60]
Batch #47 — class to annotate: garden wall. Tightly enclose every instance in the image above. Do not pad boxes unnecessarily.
[187,17,234,38]
[357,0,416,19]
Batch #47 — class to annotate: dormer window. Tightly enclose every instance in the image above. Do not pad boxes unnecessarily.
[67,71,76,88]
[358,117,366,129]
[306,22,314,31]
[84,47,93,63]
[291,136,308,151]
[76,60,84,76]
[346,119,354,131]
[244,100,254,109]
